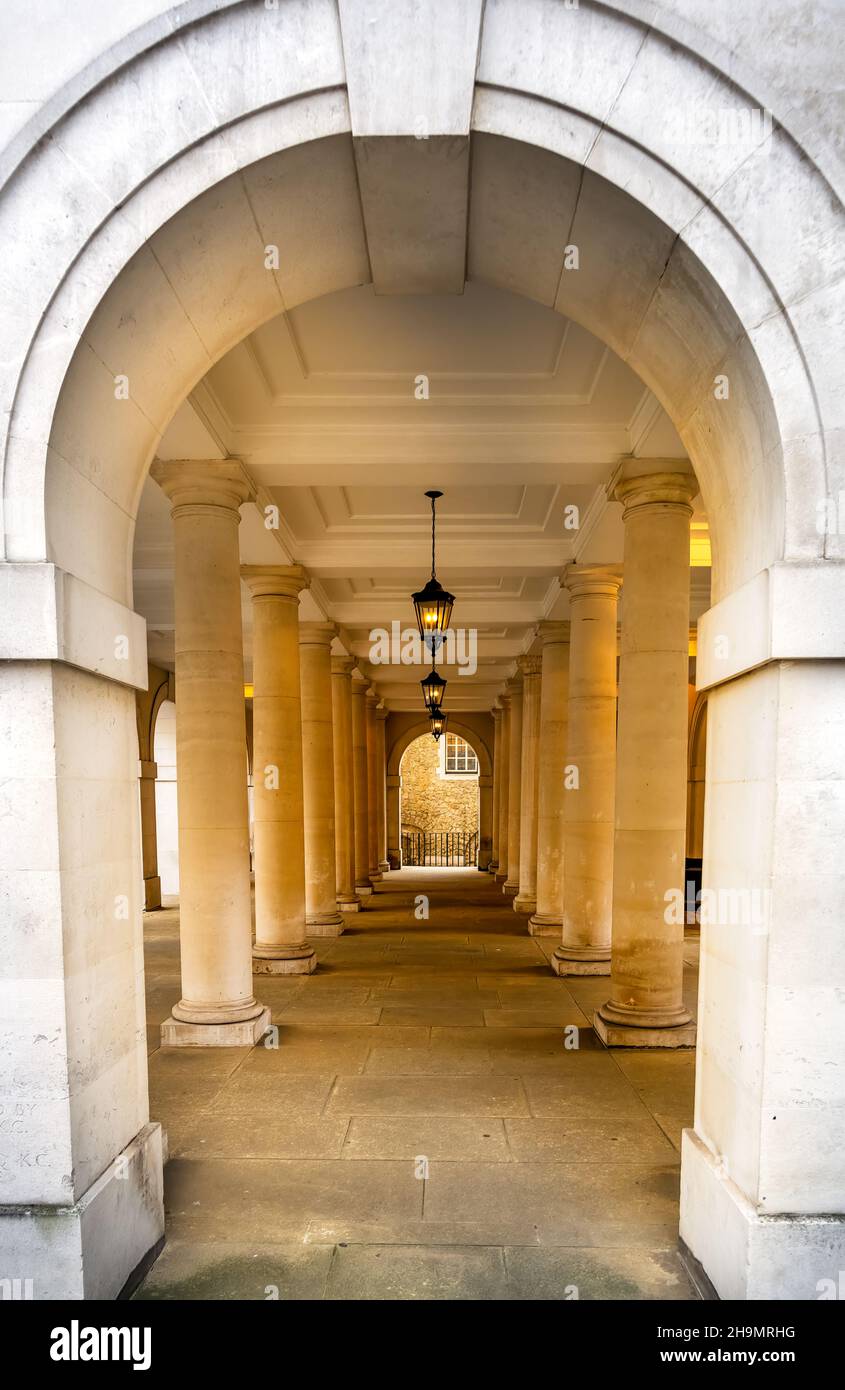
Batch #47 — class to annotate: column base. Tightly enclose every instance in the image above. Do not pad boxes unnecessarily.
[528,912,562,937]
[369,870,383,883]
[387,852,401,870]
[680,1128,845,1299]
[0,1123,165,1299]
[143,874,162,911]
[593,999,696,1047]
[355,882,374,898]
[494,870,508,883]
[338,893,363,913]
[253,945,317,976]
[162,1005,272,1046]
[488,860,499,875]
[513,893,536,914]
[502,880,519,897]
[306,911,345,937]
[551,945,610,976]
[379,859,390,873]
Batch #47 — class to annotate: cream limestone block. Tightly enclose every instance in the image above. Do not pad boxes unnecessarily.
[494,693,510,883]
[151,461,269,1043]
[514,654,542,914]
[376,707,390,872]
[595,461,698,1046]
[331,656,361,910]
[299,622,344,937]
[503,676,523,896]
[242,564,316,976]
[351,676,373,897]
[365,689,382,883]
[489,706,502,873]
[529,622,570,936]
[553,570,620,977]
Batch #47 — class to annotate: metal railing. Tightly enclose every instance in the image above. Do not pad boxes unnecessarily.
[401,831,479,867]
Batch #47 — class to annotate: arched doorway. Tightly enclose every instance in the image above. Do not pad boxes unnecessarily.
[1,0,842,1301]
[387,717,493,871]
[399,731,480,867]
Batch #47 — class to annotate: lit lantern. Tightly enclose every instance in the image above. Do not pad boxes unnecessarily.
[429,707,447,741]
[411,490,454,652]
[420,666,447,713]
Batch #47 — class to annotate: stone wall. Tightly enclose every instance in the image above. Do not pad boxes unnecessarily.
[400,735,478,835]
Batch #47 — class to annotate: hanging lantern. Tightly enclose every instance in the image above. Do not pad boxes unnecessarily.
[412,490,454,651]
[420,666,447,713]
[429,707,447,741]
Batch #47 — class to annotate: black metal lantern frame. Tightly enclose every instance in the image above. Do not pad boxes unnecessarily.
[421,666,447,713]
[412,491,454,650]
[429,706,447,741]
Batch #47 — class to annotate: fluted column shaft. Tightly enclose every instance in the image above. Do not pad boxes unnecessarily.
[243,565,316,976]
[351,677,373,897]
[300,623,344,937]
[514,654,543,914]
[503,678,523,895]
[529,622,571,936]
[331,656,361,911]
[596,463,698,1046]
[552,569,621,977]
[152,460,268,1045]
[494,694,511,883]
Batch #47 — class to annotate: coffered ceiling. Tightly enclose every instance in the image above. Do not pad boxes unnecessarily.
[134,280,709,710]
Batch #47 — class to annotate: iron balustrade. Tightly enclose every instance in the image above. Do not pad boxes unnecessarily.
[401,831,479,867]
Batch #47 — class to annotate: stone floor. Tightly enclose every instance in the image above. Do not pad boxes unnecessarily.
[135,868,702,1300]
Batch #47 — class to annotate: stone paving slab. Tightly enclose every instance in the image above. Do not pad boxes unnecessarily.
[139,867,698,1300]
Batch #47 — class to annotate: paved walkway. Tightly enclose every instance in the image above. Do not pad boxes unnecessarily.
[136,869,701,1300]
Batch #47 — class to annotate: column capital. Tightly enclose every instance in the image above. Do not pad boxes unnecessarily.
[365,687,380,709]
[375,705,389,721]
[608,457,698,515]
[331,654,356,676]
[538,619,570,644]
[561,564,622,601]
[150,458,254,511]
[517,654,543,678]
[506,674,523,693]
[299,620,337,646]
[241,564,309,600]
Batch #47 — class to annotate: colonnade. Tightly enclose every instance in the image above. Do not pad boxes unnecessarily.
[489,459,699,1046]
[149,461,390,1045]
[148,455,698,1049]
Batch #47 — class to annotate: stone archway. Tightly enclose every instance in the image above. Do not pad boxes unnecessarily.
[387,719,493,870]
[1,0,842,1300]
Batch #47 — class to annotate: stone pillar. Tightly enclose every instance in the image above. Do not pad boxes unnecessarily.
[552,569,620,978]
[155,462,269,1044]
[139,759,162,910]
[514,654,542,914]
[503,676,523,896]
[375,706,390,873]
[330,655,361,912]
[489,706,502,873]
[478,773,493,870]
[299,622,344,937]
[529,622,570,937]
[386,774,401,868]
[365,689,382,883]
[242,565,316,976]
[595,462,698,1046]
[351,675,373,897]
[494,693,510,883]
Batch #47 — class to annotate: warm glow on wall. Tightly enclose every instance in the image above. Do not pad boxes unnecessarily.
[244,683,254,699]
[690,522,711,567]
